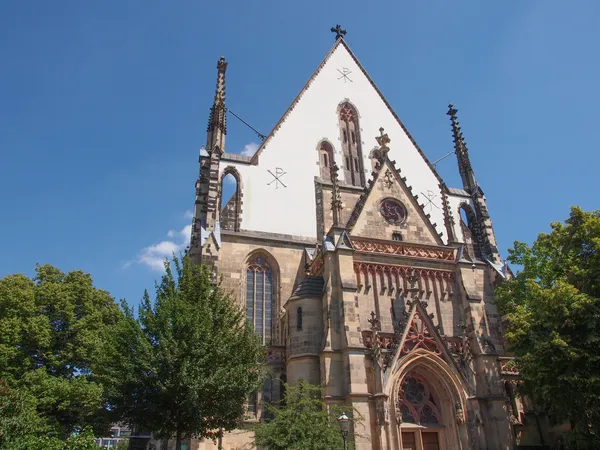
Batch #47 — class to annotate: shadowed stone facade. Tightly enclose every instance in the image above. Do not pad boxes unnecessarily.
[180,30,546,450]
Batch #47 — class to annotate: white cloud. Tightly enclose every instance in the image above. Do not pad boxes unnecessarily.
[125,217,193,272]
[240,142,259,156]
[184,210,194,219]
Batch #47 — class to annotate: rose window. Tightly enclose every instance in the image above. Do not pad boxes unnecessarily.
[380,198,407,225]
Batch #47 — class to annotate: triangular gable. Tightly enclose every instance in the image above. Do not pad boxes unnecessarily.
[346,158,444,245]
[387,299,469,387]
[335,230,354,250]
[249,40,443,187]
[221,37,447,240]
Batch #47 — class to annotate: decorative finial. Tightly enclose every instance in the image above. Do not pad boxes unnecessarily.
[330,24,347,40]
[375,127,391,157]
[368,311,381,332]
[330,163,343,226]
[217,56,228,71]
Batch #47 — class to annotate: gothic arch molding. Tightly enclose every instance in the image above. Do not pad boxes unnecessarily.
[315,139,336,181]
[219,166,243,232]
[458,201,482,259]
[385,351,470,450]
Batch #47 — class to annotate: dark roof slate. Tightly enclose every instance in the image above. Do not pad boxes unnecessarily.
[291,276,325,299]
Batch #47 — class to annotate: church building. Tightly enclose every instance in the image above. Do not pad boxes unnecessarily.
[188,27,532,450]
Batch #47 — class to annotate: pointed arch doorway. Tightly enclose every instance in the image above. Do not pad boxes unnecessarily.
[397,374,443,450]
[389,360,468,450]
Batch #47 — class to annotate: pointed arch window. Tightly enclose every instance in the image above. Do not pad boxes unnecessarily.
[246,256,273,344]
[458,204,482,259]
[338,102,365,187]
[318,141,335,180]
[398,375,443,426]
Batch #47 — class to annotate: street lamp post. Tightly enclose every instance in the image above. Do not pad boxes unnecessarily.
[337,412,349,450]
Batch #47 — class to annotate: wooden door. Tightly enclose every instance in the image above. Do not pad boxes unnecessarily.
[401,432,417,450]
[422,431,440,450]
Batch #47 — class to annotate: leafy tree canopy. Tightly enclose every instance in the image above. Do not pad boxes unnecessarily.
[253,381,355,450]
[0,264,125,438]
[98,255,265,449]
[496,207,600,445]
[0,381,99,450]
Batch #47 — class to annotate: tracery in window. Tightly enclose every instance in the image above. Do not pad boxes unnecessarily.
[380,198,408,225]
[246,256,274,344]
[397,375,442,426]
[338,102,365,187]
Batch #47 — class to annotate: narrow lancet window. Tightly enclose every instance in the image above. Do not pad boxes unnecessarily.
[338,102,365,187]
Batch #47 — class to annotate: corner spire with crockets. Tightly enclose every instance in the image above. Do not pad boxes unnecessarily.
[447,104,477,194]
[206,56,228,153]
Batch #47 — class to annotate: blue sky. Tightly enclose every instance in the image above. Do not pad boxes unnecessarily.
[1,1,599,306]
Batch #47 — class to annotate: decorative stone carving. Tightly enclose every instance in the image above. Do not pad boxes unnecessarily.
[455,403,465,425]
[395,406,403,426]
[352,238,455,261]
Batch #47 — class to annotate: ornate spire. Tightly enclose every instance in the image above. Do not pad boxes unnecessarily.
[447,104,477,194]
[330,24,347,40]
[330,162,343,226]
[206,57,228,152]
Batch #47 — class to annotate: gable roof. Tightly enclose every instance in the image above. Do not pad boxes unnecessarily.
[345,156,444,245]
[248,38,443,184]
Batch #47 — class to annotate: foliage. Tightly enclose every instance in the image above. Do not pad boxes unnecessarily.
[0,381,99,450]
[496,207,600,447]
[0,264,125,438]
[115,438,130,450]
[98,255,265,449]
[253,381,356,450]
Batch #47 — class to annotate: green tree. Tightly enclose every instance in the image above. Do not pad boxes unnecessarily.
[100,255,264,450]
[253,381,355,450]
[0,382,100,450]
[496,207,600,447]
[0,265,125,438]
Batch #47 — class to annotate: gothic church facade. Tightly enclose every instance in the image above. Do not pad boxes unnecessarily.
[189,29,526,450]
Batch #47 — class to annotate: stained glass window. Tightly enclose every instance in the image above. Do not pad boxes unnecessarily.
[397,375,442,426]
[246,256,274,344]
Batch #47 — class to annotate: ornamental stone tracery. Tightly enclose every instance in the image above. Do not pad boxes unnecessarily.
[397,375,443,426]
[379,198,407,225]
[352,237,455,261]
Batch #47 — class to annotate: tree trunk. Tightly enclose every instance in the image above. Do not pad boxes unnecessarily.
[175,429,182,450]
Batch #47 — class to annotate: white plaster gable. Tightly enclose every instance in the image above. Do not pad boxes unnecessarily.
[218,40,446,241]
[446,191,475,243]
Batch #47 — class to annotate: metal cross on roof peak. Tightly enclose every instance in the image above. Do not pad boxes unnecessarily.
[331,24,347,40]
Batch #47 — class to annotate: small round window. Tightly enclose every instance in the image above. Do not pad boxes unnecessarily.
[379,198,407,225]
